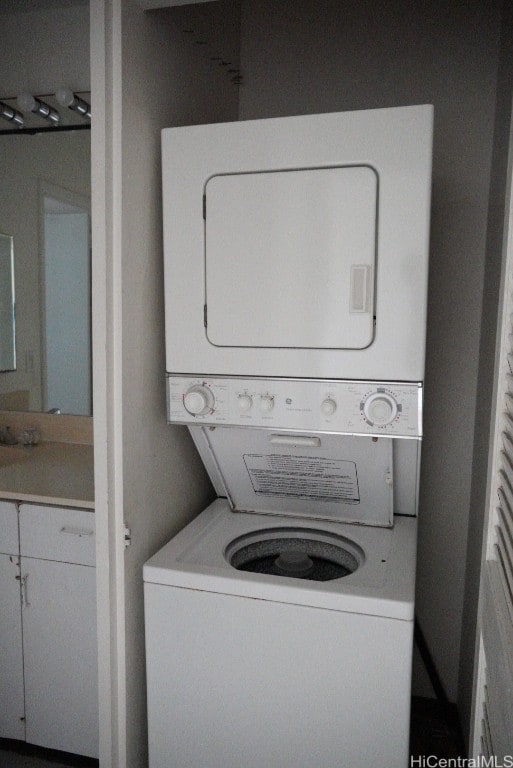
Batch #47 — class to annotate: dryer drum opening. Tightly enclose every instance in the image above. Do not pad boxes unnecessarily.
[227,533,361,581]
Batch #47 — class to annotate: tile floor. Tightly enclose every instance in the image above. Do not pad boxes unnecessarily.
[410,696,466,759]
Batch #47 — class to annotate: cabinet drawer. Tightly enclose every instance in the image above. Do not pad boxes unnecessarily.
[0,501,19,555]
[19,504,95,566]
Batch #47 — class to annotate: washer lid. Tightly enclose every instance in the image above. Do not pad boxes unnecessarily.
[198,427,394,527]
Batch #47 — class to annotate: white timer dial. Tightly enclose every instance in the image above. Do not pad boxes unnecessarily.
[238,394,253,413]
[183,385,215,416]
[363,392,398,426]
[321,398,337,417]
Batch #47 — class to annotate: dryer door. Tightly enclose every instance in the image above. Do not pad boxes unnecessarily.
[205,166,377,350]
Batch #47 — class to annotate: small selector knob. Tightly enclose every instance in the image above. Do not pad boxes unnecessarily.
[238,394,253,413]
[183,385,215,416]
[260,395,275,413]
[363,392,398,426]
[321,398,337,417]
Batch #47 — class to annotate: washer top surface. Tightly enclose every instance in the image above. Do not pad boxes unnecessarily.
[144,498,417,620]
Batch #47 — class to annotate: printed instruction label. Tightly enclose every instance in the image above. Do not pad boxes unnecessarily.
[243,454,360,503]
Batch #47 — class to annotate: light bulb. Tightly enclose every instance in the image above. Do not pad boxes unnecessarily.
[17,92,37,112]
[55,87,74,107]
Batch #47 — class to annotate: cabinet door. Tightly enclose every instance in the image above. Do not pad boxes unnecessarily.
[0,553,25,741]
[22,557,98,758]
[0,500,19,555]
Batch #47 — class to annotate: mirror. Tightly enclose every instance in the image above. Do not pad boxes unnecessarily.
[0,129,91,415]
[0,233,15,372]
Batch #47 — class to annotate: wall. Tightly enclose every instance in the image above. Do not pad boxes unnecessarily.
[97,1,239,764]
[0,1,89,95]
[238,0,502,702]
[0,132,90,411]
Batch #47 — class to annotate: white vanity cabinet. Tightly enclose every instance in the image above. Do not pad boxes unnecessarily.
[0,501,98,758]
[18,503,98,759]
[0,501,25,741]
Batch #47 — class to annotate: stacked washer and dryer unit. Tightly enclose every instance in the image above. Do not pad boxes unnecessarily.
[144,106,433,768]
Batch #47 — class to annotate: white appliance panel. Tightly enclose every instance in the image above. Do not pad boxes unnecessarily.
[205,166,376,349]
[195,429,393,526]
[162,106,433,380]
[167,375,423,438]
[145,583,412,768]
[191,429,420,518]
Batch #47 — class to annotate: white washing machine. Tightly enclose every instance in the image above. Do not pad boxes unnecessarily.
[144,499,417,768]
[144,383,422,768]
[145,106,433,768]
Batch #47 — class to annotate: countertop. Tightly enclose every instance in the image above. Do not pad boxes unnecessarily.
[0,441,94,509]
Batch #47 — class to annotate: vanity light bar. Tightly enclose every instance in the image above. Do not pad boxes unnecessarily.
[17,93,60,125]
[0,100,24,128]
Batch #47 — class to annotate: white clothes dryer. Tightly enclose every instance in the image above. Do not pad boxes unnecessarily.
[162,105,433,383]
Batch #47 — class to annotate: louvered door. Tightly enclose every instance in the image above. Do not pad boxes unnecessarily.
[496,423,513,619]
[471,152,513,757]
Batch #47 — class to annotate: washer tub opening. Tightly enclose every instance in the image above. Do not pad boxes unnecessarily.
[225,527,364,582]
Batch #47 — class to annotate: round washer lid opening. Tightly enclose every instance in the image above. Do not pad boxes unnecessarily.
[225,527,363,582]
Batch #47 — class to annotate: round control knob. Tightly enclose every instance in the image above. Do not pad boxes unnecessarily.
[238,394,253,413]
[259,395,275,413]
[321,398,337,417]
[183,385,215,416]
[363,393,398,426]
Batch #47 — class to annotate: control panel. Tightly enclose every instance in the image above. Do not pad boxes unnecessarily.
[167,376,422,438]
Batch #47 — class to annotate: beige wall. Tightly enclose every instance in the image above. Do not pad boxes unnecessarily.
[238,0,502,702]
[116,2,239,764]
[0,2,89,95]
